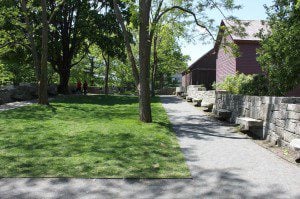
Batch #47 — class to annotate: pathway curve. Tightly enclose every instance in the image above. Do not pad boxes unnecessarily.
[0,96,299,198]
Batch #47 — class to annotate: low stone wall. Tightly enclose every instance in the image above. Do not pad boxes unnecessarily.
[0,84,58,105]
[0,88,14,104]
[187,85,215,105]
[215,91,300,145]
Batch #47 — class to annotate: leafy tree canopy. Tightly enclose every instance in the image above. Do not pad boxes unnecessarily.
[257,0,300,96]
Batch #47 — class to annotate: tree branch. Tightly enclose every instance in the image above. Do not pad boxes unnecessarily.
[149,0,164,41]
[113,0,139,87]
[70,53,86,67]
[156,6,215,41]
[0,41,31,50]
[48,0,66,23]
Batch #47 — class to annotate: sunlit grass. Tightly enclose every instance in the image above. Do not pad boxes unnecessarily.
[0,95,190,178]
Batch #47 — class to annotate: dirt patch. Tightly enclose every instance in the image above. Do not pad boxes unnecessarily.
[253,139,300,166]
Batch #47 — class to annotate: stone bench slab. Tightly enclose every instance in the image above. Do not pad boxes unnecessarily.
[192,98,202,103]
[290,139,300,151]
[192,98,202,107]
[202,103,214,112]
[290,139,300,162]
[236,117,263,131]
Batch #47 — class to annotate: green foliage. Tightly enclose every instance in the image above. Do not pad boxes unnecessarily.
[0,62,13,86]
[1,61,35,86]
[211,81,217,90]
[0,0,128,89]
[151,23,189,88]
[0,95,189,178]
[239,74,269,96]
[217,73,269,96]
[257,0,300,96]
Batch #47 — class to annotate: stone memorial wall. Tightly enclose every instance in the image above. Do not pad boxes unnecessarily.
[215,91,300,145]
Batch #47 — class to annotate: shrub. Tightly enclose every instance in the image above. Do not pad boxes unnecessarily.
[217,73,269,96]
[240,74,269,96]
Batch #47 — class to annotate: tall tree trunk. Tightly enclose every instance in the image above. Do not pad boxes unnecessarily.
[102,52,110,95]
[39,0,49,105]
[139,0,152,123]
[151,34,158,97]
[57,68,70,94]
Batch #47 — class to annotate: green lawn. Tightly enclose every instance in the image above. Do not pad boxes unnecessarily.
[0,95,190,178]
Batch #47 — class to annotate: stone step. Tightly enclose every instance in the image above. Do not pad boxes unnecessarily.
[236,117,263,131]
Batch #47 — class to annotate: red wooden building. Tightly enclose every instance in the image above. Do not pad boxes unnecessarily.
[215,20,268,83]
[182,49,216,89]
[182,19,299,96]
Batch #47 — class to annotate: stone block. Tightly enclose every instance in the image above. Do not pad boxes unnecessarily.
[236,117,263,131]
[290,139,300,152]
[285,120,297,133]
[287,111,300,120]
[215,109,232,120]
[287,104,300,113]
[266,116,276,124]
[281,97,300,104]
[296,124,300,135]
[275,119,285,128]
[242,108,249,117]
[0,89,13,104]
[283,130,299,143]
[261,104,272,120]
[261,96,272,104]
[272,103,287,111]
[268,122,276,131]
[273,110,287,120]
[11,85,37,101]
[275,126,285,137]
[267,131,280,146]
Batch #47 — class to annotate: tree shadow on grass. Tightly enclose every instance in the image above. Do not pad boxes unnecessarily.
[53,95,139,106]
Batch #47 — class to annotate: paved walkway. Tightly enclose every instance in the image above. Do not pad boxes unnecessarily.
[0,100,37,112]
[0,96,299,198]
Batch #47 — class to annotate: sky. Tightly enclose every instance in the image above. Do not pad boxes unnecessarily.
[181,0,274,65]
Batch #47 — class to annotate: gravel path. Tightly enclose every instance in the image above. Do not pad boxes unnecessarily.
[0,95,299,198]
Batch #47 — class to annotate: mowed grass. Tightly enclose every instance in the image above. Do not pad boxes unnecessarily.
[0,95,190,178]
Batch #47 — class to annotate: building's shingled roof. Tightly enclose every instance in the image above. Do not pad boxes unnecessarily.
[223,20,269,41]
[183,20,269,75]
[182,48,215,74]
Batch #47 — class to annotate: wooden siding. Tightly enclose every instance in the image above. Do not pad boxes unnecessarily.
[216,36,236,83]
[236,42,262,75]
